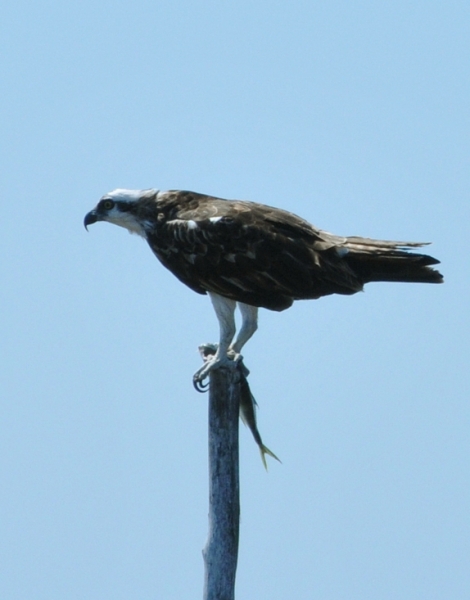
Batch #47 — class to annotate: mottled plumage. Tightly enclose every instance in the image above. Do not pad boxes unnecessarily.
[84,188,443,388]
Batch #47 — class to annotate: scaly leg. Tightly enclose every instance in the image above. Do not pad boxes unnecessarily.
[193,293,237,389]
[230,303,258,355]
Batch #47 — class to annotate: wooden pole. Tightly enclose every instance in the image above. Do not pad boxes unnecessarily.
[201,350,240,600]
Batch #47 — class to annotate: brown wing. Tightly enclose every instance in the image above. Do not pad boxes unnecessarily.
[145,192,363,311]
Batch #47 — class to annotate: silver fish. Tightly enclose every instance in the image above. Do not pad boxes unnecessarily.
[238,361,281,470]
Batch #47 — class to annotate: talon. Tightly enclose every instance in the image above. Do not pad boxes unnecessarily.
[193,375,210,393]
[193,348,239,391]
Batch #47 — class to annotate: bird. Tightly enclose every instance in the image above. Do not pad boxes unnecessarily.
[84,188,443,389]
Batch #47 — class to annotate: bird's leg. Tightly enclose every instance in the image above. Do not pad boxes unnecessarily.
[193,293,237,390]
[229,303,258,356]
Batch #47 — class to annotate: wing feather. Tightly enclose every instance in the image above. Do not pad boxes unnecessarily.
[145,193,363,309]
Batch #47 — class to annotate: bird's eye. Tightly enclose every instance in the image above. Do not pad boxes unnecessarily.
[101,199,115,211]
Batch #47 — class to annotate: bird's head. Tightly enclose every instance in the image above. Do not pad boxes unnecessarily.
[84,188,158,237]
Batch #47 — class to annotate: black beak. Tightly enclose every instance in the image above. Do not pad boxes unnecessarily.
[84,210,99,230]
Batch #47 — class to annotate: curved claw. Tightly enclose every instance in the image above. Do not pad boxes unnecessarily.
[193,359,213,392]
[193,349,238,392]
[193,375,210,393]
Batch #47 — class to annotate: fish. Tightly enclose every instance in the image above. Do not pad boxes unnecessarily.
[238,360,281,470]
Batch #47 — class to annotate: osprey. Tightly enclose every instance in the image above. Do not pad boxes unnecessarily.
[84,188,443,389]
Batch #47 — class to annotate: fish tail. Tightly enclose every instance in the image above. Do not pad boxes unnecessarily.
[259,444,282,471]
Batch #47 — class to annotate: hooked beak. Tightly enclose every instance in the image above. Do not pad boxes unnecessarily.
[84,210,99,230]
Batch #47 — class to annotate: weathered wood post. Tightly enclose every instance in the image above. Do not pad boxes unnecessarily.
[199,347,241,600]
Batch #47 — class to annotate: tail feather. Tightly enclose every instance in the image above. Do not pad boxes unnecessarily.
[343,238,443,284]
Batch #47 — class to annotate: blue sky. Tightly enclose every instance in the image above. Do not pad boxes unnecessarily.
[1,1,469,598]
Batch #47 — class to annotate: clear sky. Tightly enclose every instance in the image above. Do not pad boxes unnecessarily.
[1,1,468,598]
